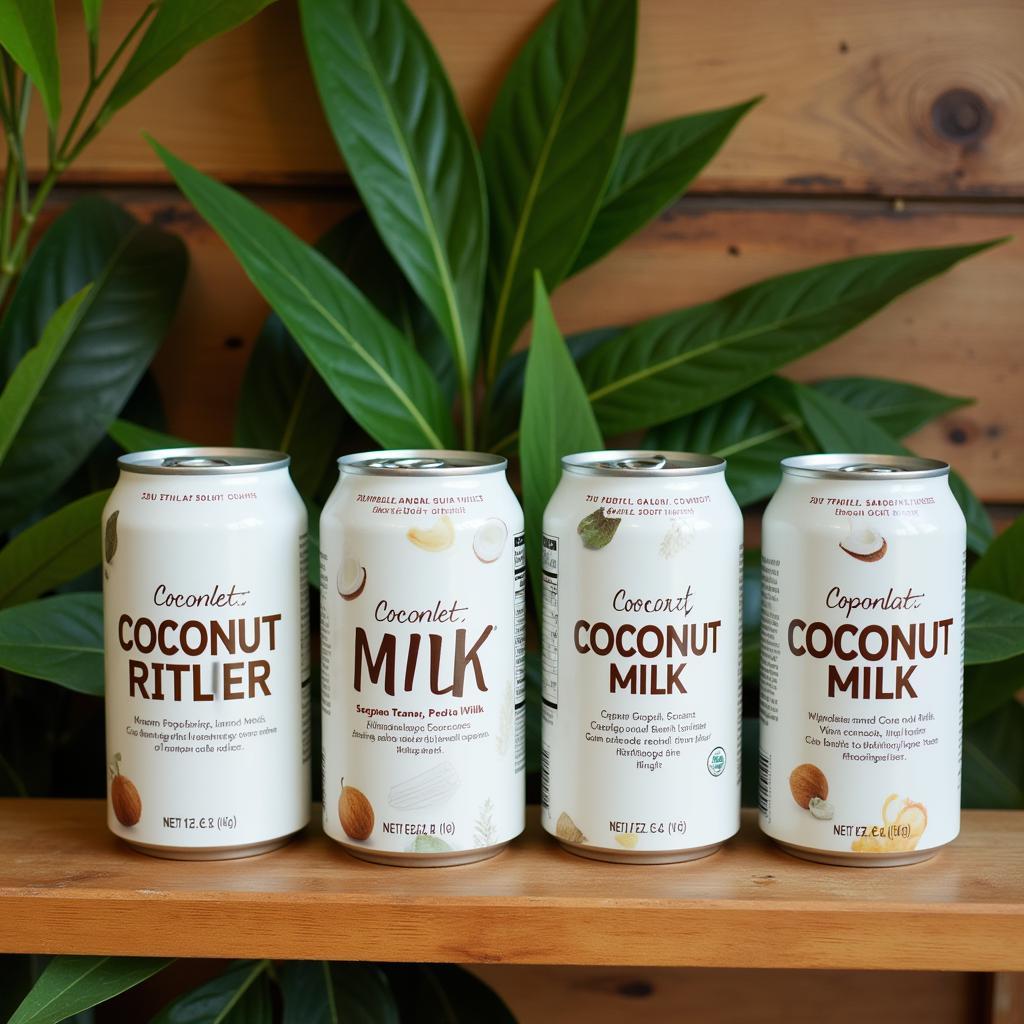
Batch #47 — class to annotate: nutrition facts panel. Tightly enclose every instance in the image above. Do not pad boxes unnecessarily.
[541,534,558,708]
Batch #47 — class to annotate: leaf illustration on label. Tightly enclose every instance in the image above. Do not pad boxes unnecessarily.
[104,510,119,564]
[388,760,460,810]
[555,811,587,844]
[577,507,621,550]
[474,798,496,848]
[406,834,453,854]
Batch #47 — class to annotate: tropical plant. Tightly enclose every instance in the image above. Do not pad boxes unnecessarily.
[0,0,1022,1018]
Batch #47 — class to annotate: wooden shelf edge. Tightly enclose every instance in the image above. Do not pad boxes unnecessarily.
[1,802,1022,971]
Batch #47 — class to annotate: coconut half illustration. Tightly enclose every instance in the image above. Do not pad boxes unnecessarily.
[337,556,367,601]
[407,515,455,552]
[839,525,887,562]
[473,518,508,563]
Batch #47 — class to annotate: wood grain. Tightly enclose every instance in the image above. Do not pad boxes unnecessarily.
[1,802,1022,970]
[473,965,986,1023]
[93,190,1022,503]
[26,0,1024,196]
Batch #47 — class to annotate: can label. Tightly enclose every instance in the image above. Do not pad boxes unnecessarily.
[542,473,743,854]
[321,473,525,856]
[759,480,965,856]
[103,469,310,850]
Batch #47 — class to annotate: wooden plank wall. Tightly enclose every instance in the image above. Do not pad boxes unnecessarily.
[24,0,1024,506]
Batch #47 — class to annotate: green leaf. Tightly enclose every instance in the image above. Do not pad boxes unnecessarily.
[0,216,186,532]
[7,956,170,1024]
[0,0,60,125]
[572,98,759,274]
[481,0,636,382]
[108,419,190,453]
[793,382,993,554]
[0,489,110,608]
[962,701,1024,809]
[813,376,971,438]
[300,0,487,415]
[394,965,516,1024]
[152,139,456,451]
[578,241,999,436]
[104,0,275,113]
[0,592,103,694]
[965,658,1024,726]
[519,274,602,605]
[964,589,1024,665]
[153,960,269,1024]
[279,962,398,1024]
[0,287,93,467]
[0,198,136,380]
[969,514,1024,602]
[82,0,102,45]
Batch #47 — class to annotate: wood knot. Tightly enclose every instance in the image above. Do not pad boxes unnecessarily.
[617,980,654,998]
[931,89,992,144]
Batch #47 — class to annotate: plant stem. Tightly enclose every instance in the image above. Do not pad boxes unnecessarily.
[460,374,475,449]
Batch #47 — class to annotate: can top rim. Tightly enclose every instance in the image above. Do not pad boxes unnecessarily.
[781,453,950,480]
[118,447,290,475]
[338,449,507,476]
[561,450,726,477]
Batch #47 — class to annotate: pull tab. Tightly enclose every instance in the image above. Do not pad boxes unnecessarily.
[839,463,905,474]
[369,456,448,470]
[162,456,231,468]
[602,454,668,471]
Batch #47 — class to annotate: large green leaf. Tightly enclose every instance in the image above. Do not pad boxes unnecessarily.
[578,242,997,437]
[572,98,759,274]
[7,956,170,1024]
[108,419,190,453]
[153,140,455,451]
[794,382,993,554]
[0,199,136,381]
[519,275,602,604]
[813,376,970,438]
[481,0,636,382]
[300,0,486,416]
[104,0,275,113]
[0,218,186,532]
[0,0,60,125]
[962,701,1024,809]
[82,0,101,45]
[279,962,398,1024]
[153,960,270,1024]
[966,658,1024,726]
[0,489,110,608]
[0,592,103,695]
[969,513,1024,602]
[964,589,1024,666]
[0,287,93,467]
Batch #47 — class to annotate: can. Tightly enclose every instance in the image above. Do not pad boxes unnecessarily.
[320,450,525,866]
[102,448,311,859]
[758,454,966,866]
[541,451,743,863]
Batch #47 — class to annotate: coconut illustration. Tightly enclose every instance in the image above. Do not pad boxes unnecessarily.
[577,508,621,550]
[407,515,455,552]
[473,518,508,563]
[337,556,367,601]
[839,525,887,562]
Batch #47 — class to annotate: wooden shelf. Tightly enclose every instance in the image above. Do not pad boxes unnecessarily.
[1,802,1022,971]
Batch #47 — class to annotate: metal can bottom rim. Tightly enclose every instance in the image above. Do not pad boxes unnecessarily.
[121,831,300,861]
[773,838,944,868]
[556,838,725,865]
[336,839,511,868]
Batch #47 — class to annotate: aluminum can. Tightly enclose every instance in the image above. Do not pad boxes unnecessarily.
[541,451,743,863]
[759,454,966,866]
[320,450,525,865]
[103,448,311,859]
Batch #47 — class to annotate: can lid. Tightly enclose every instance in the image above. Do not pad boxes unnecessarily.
[118,447,290,475]
[781,453,950,480]
[339,449,507,477]
[561,450,725,478]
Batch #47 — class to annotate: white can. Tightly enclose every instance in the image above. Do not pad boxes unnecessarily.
[759,454,965,866]
[541,451,743,863]
[102,449,311,859]
[320,451,525,866]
